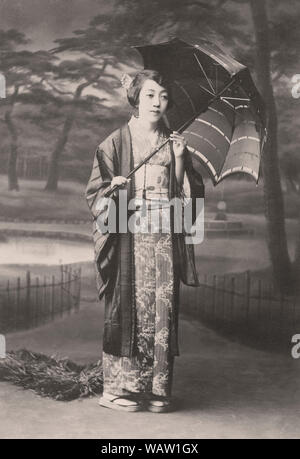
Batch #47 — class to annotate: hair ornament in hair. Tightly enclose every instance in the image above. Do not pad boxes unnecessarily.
[120,73,134,91]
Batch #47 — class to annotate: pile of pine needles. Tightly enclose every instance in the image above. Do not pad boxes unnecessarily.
[0,349,103,401]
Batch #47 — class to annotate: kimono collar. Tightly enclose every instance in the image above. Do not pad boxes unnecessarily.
[128,115,169,137]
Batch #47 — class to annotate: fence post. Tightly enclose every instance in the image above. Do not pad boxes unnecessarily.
[268,282,273,315]
[245,270,251,320]
[203,274,207,316]
[212,275,217,319]
[279,291,285,334]
[6,280,10,331]
[196,276,201,317]
[292,294,297,327]
[230,277,235,323]
[68,270,72,314]
[197,284,201,318]
[220,274,226,320]
[16,277,20,331]
[60,264,64,316]
[76,267,81,311]
[6,280,10,304]
[267,282,273,342]
[43,276,47,323]
[35,277,39,326]
[257,279,262,321]
[51,275,55,320]
[26,271,31,328]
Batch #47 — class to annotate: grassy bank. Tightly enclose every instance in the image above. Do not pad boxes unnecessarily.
[0,176,89,221]
[1,174,299,221]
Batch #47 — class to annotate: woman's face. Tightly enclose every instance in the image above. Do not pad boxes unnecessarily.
[137,79,169,124]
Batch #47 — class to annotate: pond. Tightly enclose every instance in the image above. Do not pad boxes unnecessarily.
[0,236,94,265]
[0,233,296,272]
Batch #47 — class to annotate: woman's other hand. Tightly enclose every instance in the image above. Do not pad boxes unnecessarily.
[170,131,187,158]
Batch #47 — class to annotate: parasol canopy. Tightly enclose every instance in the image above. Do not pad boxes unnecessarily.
[133,37,267,186]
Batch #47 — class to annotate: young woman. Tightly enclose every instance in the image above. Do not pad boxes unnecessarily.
[85,69,204,412]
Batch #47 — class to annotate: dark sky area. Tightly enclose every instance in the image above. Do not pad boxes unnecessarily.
[0,0,297,53]
[0,0,112,50]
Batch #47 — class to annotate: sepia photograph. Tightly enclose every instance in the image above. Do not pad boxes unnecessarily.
[0,0,300,441]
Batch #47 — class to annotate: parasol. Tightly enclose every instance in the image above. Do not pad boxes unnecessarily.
[134,37,267,184]
[104,37,267,198]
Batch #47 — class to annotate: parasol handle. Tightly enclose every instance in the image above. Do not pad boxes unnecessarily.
[103,76,237,198]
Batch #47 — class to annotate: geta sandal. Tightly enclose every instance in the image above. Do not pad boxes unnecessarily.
[147,398,172,413]
[98,392,144,412]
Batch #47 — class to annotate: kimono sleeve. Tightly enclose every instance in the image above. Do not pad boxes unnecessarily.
[85,137,118,220]
[85,136,120,300]
[183,147,205,198]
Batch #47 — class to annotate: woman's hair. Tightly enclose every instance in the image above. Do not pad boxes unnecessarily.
[127,69,173,110]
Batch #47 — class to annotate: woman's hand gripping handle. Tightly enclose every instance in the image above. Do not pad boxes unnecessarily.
[105,176,131,198]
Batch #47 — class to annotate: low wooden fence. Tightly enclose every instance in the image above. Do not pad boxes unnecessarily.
[0,156,49,179]
[181,270,300,348]
[0,265,81,333]
[17,156,48,179]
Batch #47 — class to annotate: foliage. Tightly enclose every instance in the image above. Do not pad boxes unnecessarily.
[0,349,103,401]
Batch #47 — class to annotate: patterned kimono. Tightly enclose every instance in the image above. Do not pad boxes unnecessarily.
[102,116,175,398]
[86,117,204,399]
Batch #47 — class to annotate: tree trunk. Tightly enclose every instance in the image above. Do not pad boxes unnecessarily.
[44,114,74,191]
[249,0,293,294]
[44,81,91,191]
[5,110,19,191]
